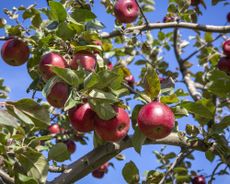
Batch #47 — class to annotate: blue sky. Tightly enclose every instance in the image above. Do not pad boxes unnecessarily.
[0,0,229,184]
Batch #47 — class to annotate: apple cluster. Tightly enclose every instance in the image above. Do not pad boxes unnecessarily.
[217,39,230,74]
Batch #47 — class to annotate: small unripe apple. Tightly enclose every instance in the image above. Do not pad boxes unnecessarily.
[191,0,202,6]
[47,82,69,108]
[64,140,76,154]
[227,12,230,23]
[1,39,29,66]
[114,0,139,23]
[125,75,135,86]
[68,103,95,132]
[192,175,206,184]
[39,52,67,80]
[137,101,175,139]
[217,57,230,74]
[223,40,230,56]
[69,51,96,71]
[48,124,61,134]
[95,107,130,142]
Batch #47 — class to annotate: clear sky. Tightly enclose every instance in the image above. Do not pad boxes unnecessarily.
[0,0,229,184]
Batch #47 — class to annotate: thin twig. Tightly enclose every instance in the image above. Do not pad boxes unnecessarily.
[134,0,149,25]
[208,162,224,184]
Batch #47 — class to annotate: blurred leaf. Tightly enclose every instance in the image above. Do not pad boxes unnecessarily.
[48,143,70,162]
[51,66,79,87]
[49,1,67,22]
[146,170,163,184]
[186,124,199,137]
[7,99,50,129]
[132,126,146,154]
[56,22,75,40]
[0,110,19,128]
[89,89,119,103]
[122,161,139,184]
[15,147,48,183]
[15,173,38,184]
[205,150,215,162]
[144,68,161,100]
[71,8,96,23]
[160,94,179,104]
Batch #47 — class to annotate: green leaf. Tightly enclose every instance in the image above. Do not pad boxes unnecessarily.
[9,106,34,125]
[56,22,75,40]
[160,94,179,104]
[71,8,96,23]
[0,110,19,128]
[49,1,67,22]
[132,126,146,154]
[174,167,188,175]
[131,105,143,127]
[15,147,48,184]
[51,66,79,87]
[93,132,105,148]
[205,150,215,162]
[206,70,230,97]
[48,143,70,162]
[212,116,230,132]
[89,89,119,103]
[144,68,161,100]
[122,161,139,184]
[7,99,50,129]
[94,70,119,89]
[31,13,42,28]
[204,32,213,42]
[175,175,191,183]
[181,99,215,119]
[146,170,164,184]
[186,124,199,137]
[15,173,38,184]
[89,100,116,120]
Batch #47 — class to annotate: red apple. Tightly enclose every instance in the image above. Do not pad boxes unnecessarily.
[92,162,109,179]
[48,124,61,134]
[64,140,76,154]
[47,81,69,108]
[1,39,29,66]
[192,175,206,184]
[95,107,130,142]
[107,61,113,70]
[69,51,96,71]
[39,52,67,80]
[92,170,104,179]
[191,0,202,6]
[160,77,166,83]
[227,12,230,23]
[223,40,230,56]
[68,103,95,132]
[137,101,175,139]
[92,40,102,54]
[217,57,230,74]
[163,15,174,23]
[125,75,135,86]
[114,0,139,23]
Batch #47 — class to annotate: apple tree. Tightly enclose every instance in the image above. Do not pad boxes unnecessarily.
[0,0,230,183]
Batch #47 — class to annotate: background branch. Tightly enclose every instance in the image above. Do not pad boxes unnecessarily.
[101,22,230,39]
[0,169,14,184]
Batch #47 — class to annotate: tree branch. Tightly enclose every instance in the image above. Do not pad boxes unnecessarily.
[101,22,230,39]
[49,132,228,184]
[134,0,149,25]
[173,28,202,101]
[0,169,14,184]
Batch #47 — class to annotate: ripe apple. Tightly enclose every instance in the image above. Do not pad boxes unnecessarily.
[191,0,202,6]
[1,39,29,66]
[137,101,175,139]
[64,140,76,154]
[47,81,69,108]
[223,40,230,56]
[217,57,230,74]
[159,77,166,83]
[94,107,130,142]
[48,124,61,134]
[114,0,139,23]
[69,51,96,71]
[192,175,206,184]
[68,103,95,132]
[227,12,230,22]
[107,61,113,70]
[39,52,67,80]
[125,75,135,86]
